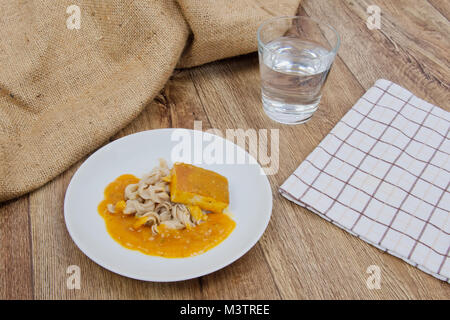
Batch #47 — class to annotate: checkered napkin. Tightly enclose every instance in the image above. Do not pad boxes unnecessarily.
[280,79,450,282]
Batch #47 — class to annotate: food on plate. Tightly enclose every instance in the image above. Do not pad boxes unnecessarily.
[97,159,235,258]
[170,162,229,213]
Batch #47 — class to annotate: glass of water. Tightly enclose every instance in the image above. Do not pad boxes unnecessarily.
[257,16,340,124]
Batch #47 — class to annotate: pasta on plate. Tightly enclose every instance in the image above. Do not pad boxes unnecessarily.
[106,159,204,234]
[98,159,235,258]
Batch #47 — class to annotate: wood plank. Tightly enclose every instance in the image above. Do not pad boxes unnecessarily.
[428,0,450,20]
[198,245,281,299]
[0,196,33,299]
[302,0,449,108]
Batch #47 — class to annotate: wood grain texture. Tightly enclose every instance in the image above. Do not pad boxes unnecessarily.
[0,197,33,299]
[1,0,449,299]
[428,0,450,19]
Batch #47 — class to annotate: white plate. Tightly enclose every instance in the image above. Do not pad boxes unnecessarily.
[64,129,272,282]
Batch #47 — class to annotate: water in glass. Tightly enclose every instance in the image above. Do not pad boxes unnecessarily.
[259,36,333,124]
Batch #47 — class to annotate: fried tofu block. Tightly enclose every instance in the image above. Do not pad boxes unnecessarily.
[170,163,229,213]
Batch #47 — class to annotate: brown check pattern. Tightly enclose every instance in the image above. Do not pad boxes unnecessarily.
[280,79,450,282]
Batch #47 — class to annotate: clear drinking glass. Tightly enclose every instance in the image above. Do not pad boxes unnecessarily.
[257,16,340,124]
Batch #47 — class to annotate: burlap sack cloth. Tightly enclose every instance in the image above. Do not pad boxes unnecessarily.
[0,0,299,202]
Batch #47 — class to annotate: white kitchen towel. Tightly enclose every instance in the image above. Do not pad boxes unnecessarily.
[280,79,450,282]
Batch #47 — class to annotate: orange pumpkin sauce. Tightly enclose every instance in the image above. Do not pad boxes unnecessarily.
[98,174,236,258]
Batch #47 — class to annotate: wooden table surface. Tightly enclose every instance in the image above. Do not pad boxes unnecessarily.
[1,0,449,300]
